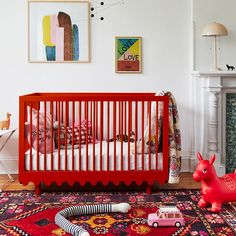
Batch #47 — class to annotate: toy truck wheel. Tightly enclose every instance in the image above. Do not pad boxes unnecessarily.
[152,222,158,228]
[175,222,181,227]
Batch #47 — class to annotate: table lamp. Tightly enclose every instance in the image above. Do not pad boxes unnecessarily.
[202,22,228,71]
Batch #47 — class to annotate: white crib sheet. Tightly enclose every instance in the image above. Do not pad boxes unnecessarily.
[25,141,163,171]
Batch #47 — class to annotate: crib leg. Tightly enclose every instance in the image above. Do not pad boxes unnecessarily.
[146,185,152,194]
[35,184,41,195]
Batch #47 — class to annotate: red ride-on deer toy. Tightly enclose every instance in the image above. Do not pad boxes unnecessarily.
[193,152,236,212]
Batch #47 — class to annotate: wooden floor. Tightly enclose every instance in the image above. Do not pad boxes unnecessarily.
[1,173,235,206]
[0,172,201,192]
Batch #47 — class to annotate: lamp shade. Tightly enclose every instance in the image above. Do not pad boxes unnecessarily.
[202,22,228,36]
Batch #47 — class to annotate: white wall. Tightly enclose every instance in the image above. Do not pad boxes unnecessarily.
[0,0,191,173]
[193,0,236,71]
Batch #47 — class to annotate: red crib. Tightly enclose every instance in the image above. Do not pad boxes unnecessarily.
[19,93,169,194]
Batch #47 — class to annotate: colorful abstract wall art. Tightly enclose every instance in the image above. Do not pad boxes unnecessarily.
[28,1,90,63]
[115,37,142,73]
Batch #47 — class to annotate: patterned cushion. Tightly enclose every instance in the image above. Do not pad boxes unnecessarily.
[25,108,54,154]
[54,120,93,148]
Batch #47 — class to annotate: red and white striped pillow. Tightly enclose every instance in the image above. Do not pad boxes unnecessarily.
[55,120,94,147]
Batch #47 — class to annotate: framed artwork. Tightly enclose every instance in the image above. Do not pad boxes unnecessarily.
[28,0,90,63]
[115,36,142,73]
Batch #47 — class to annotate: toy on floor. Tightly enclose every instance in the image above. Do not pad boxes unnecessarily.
[0,112,11,130]
[55,203,185,235]
[55,203,131,236]
[148,205,185,227]
[193,152,236,212]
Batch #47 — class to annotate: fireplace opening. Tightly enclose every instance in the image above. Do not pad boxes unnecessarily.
[226,93,236,173]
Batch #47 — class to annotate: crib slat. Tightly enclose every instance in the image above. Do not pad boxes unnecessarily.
[100,101,103,171]
[72,101,75,171]
[96,102,98,142]
[29,104,32,171]
[88,101,91,170]
[90,102,92,125]
[36,103,39,171]
[121,101,123,171]
[124,101,127,134]
[119,102,121,135]
[130,102,132,132]
[61,102,64,124]
[135,101,138,170]
[142,101,144,170]
[148,101,151,170]
[57,102,61,171]
[113,101,116,171]
[50,101,53,171]
[93,101,95,171]
[65,102,68,171]
[107,101,110,171]
[44,101,47,171]
[85,101,88,171]
[89,101,92,170]
[79,101,81,171]
[128,101,131,171]
[55,102,57,121]
[156,101,159,170]
[66,102,69,127]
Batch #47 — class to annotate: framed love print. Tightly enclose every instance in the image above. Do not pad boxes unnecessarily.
[115,36,142,73]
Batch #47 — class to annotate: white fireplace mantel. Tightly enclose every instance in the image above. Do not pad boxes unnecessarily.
[191,71,236,176]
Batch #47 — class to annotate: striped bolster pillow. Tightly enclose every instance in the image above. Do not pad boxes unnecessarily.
[55,203,131,236]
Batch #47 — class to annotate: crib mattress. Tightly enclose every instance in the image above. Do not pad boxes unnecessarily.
[25,141,163,171]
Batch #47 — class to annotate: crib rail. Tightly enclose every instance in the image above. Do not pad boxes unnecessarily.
[19,93,169,193]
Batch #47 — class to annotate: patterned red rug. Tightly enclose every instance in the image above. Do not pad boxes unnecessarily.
[0,190,235,236]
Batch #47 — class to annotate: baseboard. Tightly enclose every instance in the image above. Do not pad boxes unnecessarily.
[181,154,191,172]
[0,156,18,174]
[0,154,192,174]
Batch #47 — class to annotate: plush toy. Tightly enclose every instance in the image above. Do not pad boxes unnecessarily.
[55,203,131,236]
[0,112,11,130]
[193,152,236,212]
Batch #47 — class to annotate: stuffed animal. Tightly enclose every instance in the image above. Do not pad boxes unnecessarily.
[0,112,11,130]
[109,131,135,142]
[193,152,236,212]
